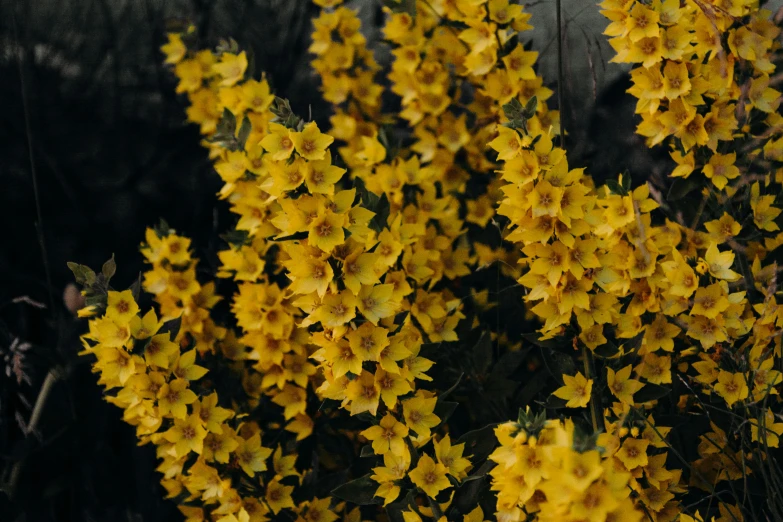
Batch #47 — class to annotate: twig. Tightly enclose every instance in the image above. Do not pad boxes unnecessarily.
[13,2,55,313]
[5,369,59,497]
[582,346,598,432]
[556,0,567,154]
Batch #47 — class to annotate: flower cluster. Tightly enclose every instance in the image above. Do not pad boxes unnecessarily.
[71,0,783,520]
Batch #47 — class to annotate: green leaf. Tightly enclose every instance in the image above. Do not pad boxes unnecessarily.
[439,373,464,402]
[370,193,391,233]
[129,272,142,302]
[456,424,498,463]
[67,262,96,287]
[434,401,459,427]
[330,473,381,506]
[502,98,524,120]
[472,332,493,374]
[621,170,632,193]
[160,316,182,340]
[593,340,620,359]
[383,0,416,18]
[667,177,699,201]
[605,179,626,196]
[542,395,568,409]
[221,229,251,247]
[360,445,375,458]
[216,108,237,137]
[237,116,252,149]
[101,254,116,281]
[633,383,670,403]
[520,332,568,351]
[523,95,538,118]
[385,490,417,522]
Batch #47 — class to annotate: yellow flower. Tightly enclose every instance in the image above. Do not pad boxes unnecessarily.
[690,283,729,319]
[704,213,741,245]
[106,290,139,324]
[292,121,334,161]
[271,384,308,419]
[616,437,649,470]
[714,370,749,407]
[346,370,381,416]
[260,122,295,161]
[434,435,472,480]
[408,454,450,498]
[342,250,380,295]
[164,413,207,457]
[489,127,524,161]
[193,392,233,434]
[553,371,593,408]
[265,478,295,514]
[308,210,346,253]
[607,365,644,404]
[347,322,388,362]
[203,429,239,463]
[361,413,409,456]
[130,308,162,340]
[354,135,387,166]
[211,51,248,86]
[161,33,187,65]
[402,393,440,439]
[241,79,275,113]
[143,333,178,368]
[315,290,357,327]
[305,151,345,194]
[702,152,740,190]
[235,433,273,477]
[157,379,198,419]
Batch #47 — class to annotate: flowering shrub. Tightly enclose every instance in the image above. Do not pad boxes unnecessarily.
[68,0,783,520]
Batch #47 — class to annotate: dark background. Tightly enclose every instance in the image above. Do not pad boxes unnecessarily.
[0,1,658,520]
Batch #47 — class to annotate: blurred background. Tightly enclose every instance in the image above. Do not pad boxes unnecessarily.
[2,0,778,520]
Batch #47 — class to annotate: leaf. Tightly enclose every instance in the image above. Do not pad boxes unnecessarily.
[514,370,549,408]
[370,193,391,233]
[541,348,577,380]
[523,95,538,118]
[236,116,252,149]
[621,170,632,193]
[593,339,620,358]
[484,377,518,399]
[216,107,237,137]
[385,490,417,522]
[456,424,498,463]
[268,231,309,243]
[330,473,381,506]
[221,229,251,247]
[129,272,142,301]
[521,332,568,351]
[542,395,568,409]
[502,98,524,120]
[472,332,493,374]
[434,401,459,427]
[101,254,116,281]
[605,179,626,196]
[360,445,375,458]
[160,316,182,340]
[67,262,96,287]
[489,347,529,378]
[633,383,670,403]
[667,177,699,201]
[439,373,463,402]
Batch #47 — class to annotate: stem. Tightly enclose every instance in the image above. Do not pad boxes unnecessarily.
[582,347,598,432]
[13,2,55,313]
[556,0,567,155]
[5,370,59,497]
